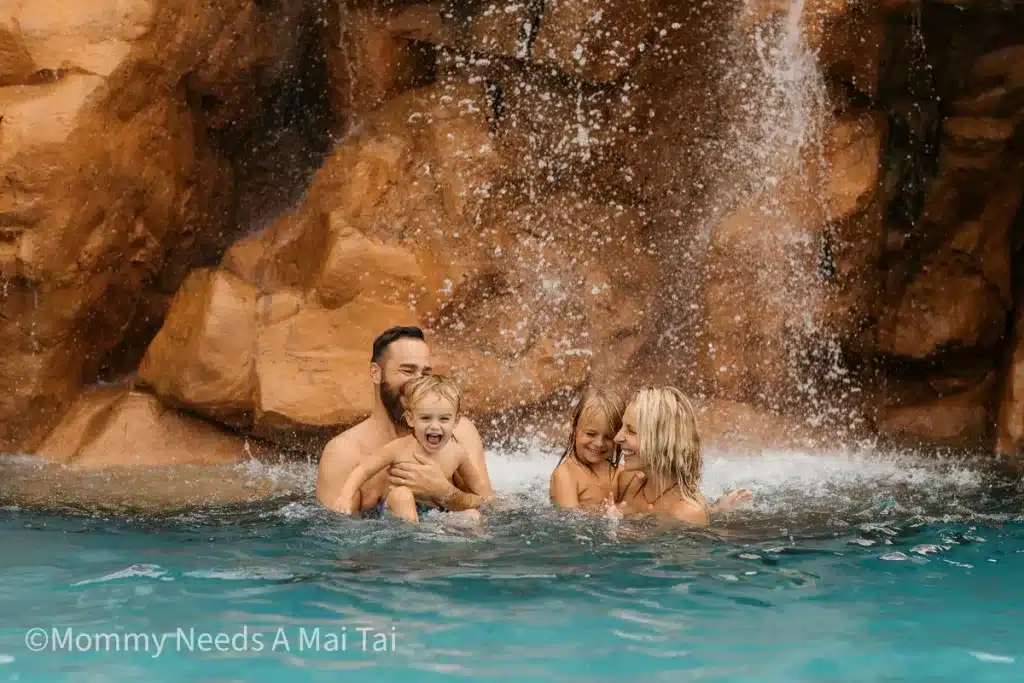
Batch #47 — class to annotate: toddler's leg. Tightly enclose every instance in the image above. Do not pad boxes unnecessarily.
[385,486,420,522]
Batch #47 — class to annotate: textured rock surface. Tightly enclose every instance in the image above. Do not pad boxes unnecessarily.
[35,387,270,470]
[136,81,659,446]
[0,0,328,457]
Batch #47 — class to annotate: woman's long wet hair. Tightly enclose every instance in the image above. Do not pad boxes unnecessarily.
[558,387,626,466]
[630,386,702,501]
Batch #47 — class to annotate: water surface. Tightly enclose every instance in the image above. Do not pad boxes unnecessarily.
[1,446,1021,682]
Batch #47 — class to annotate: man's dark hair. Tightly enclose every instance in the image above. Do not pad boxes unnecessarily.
[371,326,425,364]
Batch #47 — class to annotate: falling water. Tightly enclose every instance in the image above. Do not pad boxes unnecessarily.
[682,0,847,425]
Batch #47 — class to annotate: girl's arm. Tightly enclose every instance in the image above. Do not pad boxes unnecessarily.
[550,464,580,508]
[332,444,399,514]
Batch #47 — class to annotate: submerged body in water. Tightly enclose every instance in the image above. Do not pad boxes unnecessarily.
[0,445,1022,681]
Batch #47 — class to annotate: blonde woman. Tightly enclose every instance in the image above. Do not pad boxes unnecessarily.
[610,386,751,525]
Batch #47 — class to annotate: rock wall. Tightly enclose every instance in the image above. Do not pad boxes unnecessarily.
[0,0,332,460]
[3,0,1024,473]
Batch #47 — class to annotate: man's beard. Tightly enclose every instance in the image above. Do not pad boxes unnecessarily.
[380,380,405,427]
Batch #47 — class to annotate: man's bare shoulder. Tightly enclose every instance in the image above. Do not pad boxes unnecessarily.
[453,415,482,442]
[321,421,375,462]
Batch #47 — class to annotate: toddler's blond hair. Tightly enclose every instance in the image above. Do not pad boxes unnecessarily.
[402,375,461,414]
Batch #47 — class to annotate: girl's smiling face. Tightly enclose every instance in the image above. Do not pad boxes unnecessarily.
[574,408,616,465]
[614,403,642,471]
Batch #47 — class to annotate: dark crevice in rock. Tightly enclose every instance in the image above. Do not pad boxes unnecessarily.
[210,4,335,236]
[518,0,545,61]
[877,6,941,258]
[93,2,335,384]
[484,80,505,121]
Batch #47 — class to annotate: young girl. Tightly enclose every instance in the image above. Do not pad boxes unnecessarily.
[611,386,751,525]
[550,388,625,511]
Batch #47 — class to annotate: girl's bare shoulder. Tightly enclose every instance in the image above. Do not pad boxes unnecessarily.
[550,458,577,483]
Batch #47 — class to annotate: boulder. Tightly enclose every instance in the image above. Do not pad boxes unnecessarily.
[136,269,259,428]
[136,83,498,444]
[703,111,885,407]
[135,77,666,445]
[876,166,1021,360]
[875,371,997,449]
[388,2,536,60]
[34,387,270,470]
[326,1,436,130]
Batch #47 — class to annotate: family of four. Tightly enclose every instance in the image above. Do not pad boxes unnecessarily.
[315,327,752,524]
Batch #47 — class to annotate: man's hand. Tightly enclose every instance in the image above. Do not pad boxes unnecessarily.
[386,451,455,505]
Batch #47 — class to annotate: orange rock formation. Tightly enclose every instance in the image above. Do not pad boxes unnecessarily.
[2,0,1023,479]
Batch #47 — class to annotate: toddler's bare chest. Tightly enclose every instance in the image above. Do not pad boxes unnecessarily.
[393,448,460,476]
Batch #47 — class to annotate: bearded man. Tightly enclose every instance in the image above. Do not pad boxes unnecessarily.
[315,326,494,513]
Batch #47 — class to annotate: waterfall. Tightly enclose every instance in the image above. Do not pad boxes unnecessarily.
[688,0,841,421]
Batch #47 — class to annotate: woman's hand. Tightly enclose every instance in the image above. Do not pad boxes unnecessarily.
[712,488,753,513]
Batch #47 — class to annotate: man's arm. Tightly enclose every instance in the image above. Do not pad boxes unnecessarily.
[316,431,365,511]
[451,417,493,498]
[450,448,493,508]
[334,443,400,514]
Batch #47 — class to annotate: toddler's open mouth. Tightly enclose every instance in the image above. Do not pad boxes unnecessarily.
[425,433,443,446]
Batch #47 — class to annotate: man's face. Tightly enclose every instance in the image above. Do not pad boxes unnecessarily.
[375,338,432,426]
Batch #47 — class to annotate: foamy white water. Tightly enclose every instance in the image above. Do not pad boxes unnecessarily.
[0,442,1006,523]
[479,441,990,515]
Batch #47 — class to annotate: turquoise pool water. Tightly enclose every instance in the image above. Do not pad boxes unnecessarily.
[1,448,1021,682]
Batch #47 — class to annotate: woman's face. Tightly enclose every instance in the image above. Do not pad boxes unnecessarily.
[614,403,643,471]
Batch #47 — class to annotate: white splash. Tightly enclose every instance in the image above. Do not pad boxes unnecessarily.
[74,564,167,586]
[970,651,1016,664]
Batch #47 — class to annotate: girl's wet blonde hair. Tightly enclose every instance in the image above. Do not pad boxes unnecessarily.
[630,386,701,500]
[402,375,461,415]
[559,387,626,465]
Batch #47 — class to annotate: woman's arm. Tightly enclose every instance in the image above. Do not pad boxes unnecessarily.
[709,488,753,514]
[332,444,398,514]
[550,465,580,508]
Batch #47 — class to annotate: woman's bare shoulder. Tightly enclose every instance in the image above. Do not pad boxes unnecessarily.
[666,497,710,525]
